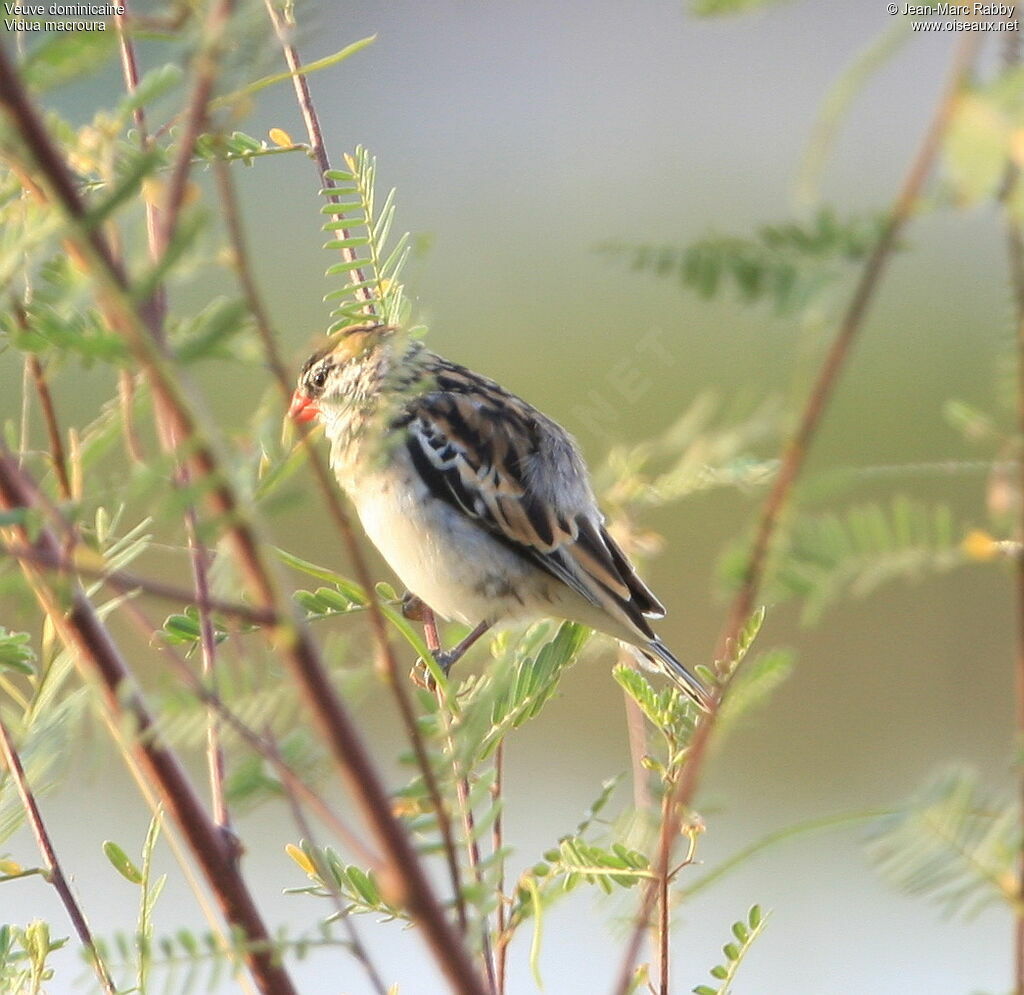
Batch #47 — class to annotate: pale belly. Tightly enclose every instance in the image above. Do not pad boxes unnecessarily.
[346,454,555,626]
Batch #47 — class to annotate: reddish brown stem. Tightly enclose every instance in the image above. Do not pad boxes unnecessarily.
[716,32,980,661]
[0,47,485,994]
[25,352,71,502]
[611,32,981,995]
[212,138,474,943]
[261,0,372,306]
[155,0,234,257]
[1001,27,1024,985]
[0,536,275,625]
[0,450,298,995]
[493,742,508,995]
[0,718,118,995]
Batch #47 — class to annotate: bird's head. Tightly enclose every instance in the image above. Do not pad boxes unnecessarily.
[289,323,402,424]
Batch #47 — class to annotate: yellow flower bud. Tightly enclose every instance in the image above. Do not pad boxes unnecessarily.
[962,528,1000,562]
[285,843,315,876]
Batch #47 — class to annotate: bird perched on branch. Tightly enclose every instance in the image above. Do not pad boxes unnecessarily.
[289,323,708,707]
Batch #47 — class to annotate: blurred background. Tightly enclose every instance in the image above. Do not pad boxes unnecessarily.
[5,0,1017,991]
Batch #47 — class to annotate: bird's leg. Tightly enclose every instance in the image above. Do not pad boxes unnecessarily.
[401,591,490,680]
[401,592,443,688]
[401,592,442,651]
[433,620,491,675]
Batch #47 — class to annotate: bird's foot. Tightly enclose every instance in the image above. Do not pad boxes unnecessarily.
[409,649,457,691]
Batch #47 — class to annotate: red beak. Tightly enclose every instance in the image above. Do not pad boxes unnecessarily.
[289,389,319,423]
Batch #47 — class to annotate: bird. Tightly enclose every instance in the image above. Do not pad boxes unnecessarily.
[289,322,709,707]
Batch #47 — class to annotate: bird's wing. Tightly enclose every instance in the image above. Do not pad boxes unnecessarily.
[399,382,665,630]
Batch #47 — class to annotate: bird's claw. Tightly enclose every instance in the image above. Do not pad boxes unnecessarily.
[410,650,456,691]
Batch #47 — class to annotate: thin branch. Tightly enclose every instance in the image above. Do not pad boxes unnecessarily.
[213,144,473,939]
[10,299,72,501]
[492,742,508,995]
[0,34,484,995]
[25,352,71,503]
[155,0,234,258]
[0,449,299,995]
[610,31,981,995]
[261,0,372,307]
[0,537,276,626]
[0,718,118,995]
[114,1,158,460]
[184,507,231,835]
[434,679,496,987]
[270,733,390,995]
[657,786,671,995]
[999,23,1024,995]
[622,653,653,813]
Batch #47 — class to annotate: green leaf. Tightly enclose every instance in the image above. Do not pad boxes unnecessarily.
[114,64,183,123]
[477,622,588,759]
[103,841,143,885]
[718,648,793,729]
[174,298,250,363]
[82,149,163,232]
[274,547,367,603]
[20,29,118,92]
[212,35,376,110]
[614,663,697,754]
[694,905,769,994]
[0,629,35,676]
[319,145,416,328]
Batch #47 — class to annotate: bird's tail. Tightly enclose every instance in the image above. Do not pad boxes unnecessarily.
[640,640,712,710]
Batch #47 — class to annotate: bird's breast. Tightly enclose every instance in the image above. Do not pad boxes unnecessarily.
[342,448,549,627]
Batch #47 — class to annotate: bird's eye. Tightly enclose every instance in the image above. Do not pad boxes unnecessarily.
[310,366,329,390]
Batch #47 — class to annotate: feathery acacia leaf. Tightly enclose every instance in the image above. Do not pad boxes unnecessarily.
[601,209,887,315]
[321,146,415,330]
[724,496,967,623]
[868,767,1018,920]
[693,905,768,995]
